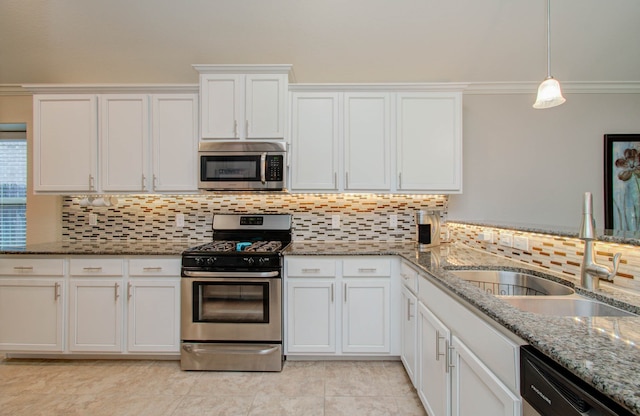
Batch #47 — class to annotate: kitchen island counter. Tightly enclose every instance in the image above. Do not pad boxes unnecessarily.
[285,241,640,415]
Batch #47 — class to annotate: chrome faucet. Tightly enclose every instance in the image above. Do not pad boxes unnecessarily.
[578,192,621,290]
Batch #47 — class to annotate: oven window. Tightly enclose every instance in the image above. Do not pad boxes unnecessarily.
[193,282,269,323]
[202,156,259,181]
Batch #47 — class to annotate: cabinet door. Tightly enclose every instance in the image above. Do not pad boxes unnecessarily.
[290,92,340,190]
[100,95,149,192]
[418,302,451,416]
[33,95,98,192]
[200,74,242,139]
[342,278,390,354]
[401,285,418,386]
[286,279,336,354]
[127,278,180,353]
[396,92,462,192]
[151,94,198,192]
[69,279,123,352]
[245,74,287,139]
[0,279,64,351]
[344,92,391,191]
[451,335,521,416]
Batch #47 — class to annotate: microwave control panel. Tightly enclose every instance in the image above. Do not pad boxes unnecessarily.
[266,155,284,181]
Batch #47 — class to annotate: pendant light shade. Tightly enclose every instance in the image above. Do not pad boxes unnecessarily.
[533,0,566,109]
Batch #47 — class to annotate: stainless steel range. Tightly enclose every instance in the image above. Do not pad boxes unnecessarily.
[180,214,291,371]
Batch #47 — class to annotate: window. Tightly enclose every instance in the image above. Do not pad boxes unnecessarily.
[0,123,27,248]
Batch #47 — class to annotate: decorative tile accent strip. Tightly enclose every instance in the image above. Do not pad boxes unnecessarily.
[449,222,640,292]
[62,194,447,242]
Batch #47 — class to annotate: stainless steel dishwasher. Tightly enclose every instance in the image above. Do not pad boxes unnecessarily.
[520,346,633,416]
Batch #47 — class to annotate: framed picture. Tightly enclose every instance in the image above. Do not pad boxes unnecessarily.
[604,134,640,230]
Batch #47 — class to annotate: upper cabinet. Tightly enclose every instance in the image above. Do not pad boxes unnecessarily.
[289,85,464,194]
[194,65,293,140]
[29,86,198,194]
[397,92,462,193]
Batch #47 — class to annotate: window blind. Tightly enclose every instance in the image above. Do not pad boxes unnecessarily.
[0,127,27,248]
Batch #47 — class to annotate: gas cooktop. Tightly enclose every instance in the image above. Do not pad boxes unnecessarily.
[187,240,285,254]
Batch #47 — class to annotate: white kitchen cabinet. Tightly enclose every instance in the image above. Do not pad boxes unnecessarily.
[343,92,391,191]
[417,272,522,416]
[100,95,149,192]
[342,278,390,354]
[396,92,462,193]
[196,65,291,140]
[285,256,395,357]
[451,335,520,416]
[418,301,451,416]
[68,278,124,352]
[400,284,418,385]
[286,279,336,354]
[151,94,198,192]
[289,91,391,192]
[289,92,340,190]
[33,95,98,192]
[126,258,181,353]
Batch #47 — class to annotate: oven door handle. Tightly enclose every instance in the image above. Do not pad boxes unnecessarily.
[183,270,280,278]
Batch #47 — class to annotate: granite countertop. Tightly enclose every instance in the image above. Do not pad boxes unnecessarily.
[0,240,205,256]
[285,241,640,415]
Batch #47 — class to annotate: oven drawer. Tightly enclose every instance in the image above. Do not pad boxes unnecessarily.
[181,342,282,371]
[69,258,124,277]
[286,258,336,277]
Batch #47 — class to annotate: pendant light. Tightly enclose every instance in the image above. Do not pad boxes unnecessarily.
[533,0,566,109]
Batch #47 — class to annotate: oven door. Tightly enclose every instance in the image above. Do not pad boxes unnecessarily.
[198,152,284,190]
[181,272,282,342]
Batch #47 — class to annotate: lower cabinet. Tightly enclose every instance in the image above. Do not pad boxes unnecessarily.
[285,256,395,356]
[416,273,522,416]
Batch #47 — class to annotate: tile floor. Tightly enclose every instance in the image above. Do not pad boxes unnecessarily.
[0,355,427,416]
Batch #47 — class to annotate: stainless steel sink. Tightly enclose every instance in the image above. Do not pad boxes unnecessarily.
[451,270,575,296]
[501,297,637,317]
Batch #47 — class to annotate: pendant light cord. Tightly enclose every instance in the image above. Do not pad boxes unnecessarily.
[546,0,551,77]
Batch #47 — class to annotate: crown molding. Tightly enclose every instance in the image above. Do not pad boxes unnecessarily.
[464,81,640,94]
[19,84,199,94]
[0,85,31,96]
[290,82,469,92]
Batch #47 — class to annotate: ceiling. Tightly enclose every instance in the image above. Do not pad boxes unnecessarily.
[1,0,639,85]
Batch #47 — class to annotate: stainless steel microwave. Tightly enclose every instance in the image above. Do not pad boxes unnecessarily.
[198,141,286,191]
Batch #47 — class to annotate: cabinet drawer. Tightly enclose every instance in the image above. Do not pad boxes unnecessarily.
[69,258,124,276]
[0,258,64,276]
[129,258,180,276]
[400,260,418,293]
[343,258,391,277]
[287,258,336,277]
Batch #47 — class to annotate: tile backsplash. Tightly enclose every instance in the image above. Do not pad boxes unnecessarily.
[62,193,448,242]
[449,222,640,292]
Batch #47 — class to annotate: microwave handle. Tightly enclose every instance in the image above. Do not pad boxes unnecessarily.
[260,152,267,184]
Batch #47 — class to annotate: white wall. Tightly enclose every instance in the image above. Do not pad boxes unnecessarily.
[448,92,640,229]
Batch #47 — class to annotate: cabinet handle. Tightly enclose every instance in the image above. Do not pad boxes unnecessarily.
[407,299,411,320]
[152,175,157,190]
[83,267,103,272]
[436,330,446,361]
[331,283,334,303]
[245,120,249,137]
[54,282,61,300]
[141,174,146,190]
[13,266,34,272]
[89,175,95,191]
[344,283,347,303]
[114,282,120,301]
[127,282,132,299]
[345,172,349,189]
[334,172,338,190]
[143,267,163,272]
[446,341,455,373]
[358,268,377,273]
[301,268,320,273]
[234,120,238,138]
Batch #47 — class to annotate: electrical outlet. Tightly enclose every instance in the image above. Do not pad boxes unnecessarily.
[478,232,493,243]
[89,213,98,226]
[389,214,398,229]
[331,214,341,229]
[499,232,514,247]
[513,235,529,251]
[176,213,185,228]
